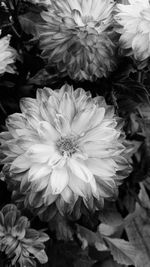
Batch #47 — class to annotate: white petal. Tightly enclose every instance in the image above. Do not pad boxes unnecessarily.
[90,107,105,128]
[6,113,27,130]
[132,33,149,60]
[69,172,91,199]
[68,158,93,183]
[67,0,82,12]
[43,180,58,205]
[48,152,62,167]
[82,0,93,15]
[16,138,37,151]
[82,142,117,158]
[50,167,69,194]
[59,92,76,122]
[86,158,116,177]
[96,177,117,198]
[71,106,96,134]
[43,176,52,197]
[47,94,59,109]
[72,9,84,26]
[36,88,50,104]
[28,164,51,181]
[11,154,30,171]
[61,186,74,203]
[69,159,98,197]
[81,126,117,144]
[27,144,55,163]
[25,111,40,129]
[54,114,71,135]
[38,121,60,141]
[31,175,49,192]
[20,98,39,115]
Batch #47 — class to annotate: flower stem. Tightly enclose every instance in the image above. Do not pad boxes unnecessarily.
[138,71,142,83]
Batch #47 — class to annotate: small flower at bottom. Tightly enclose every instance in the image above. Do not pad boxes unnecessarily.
[0,204,49,267]
[0,84,132,220]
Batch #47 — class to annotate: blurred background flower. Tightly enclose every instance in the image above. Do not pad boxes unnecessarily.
[115,0,150,61]
[37,0,116,81]
[0,204,49,267]
[0,84,132,220]
[0,32,17,75]
[25,0,50,5]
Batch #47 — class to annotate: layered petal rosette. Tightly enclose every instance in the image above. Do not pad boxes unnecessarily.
[38,0,116,81]
[0,33,17,75]
[0,85,132,219]
[115,0,150,61]
[0,204,49,267]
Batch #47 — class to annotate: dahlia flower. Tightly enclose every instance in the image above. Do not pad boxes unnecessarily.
[0,84,132,218]
[0,33,17,75]
[115,0,150,61]
[38,0,116,81]
[0,204,49,266]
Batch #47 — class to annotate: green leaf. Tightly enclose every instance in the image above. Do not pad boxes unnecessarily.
[112,78,149,115]
[99,203,123,237]
[98,223,120,237]
[76,224,107,250]
[98,203,124,240]
[138,183,150,209]
[18,12,41,36]
[49,213,73,241]
[28,68,60,86]
[100,257,126,267]
[99,203,123,227]
[125,196,150,267]
[104,237,136,266]
[74,249,95,267]
[137,104,150,162]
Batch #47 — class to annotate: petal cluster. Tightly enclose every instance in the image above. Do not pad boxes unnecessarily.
[0,84,132,219]
[38,0,116,81]
[0,204,49,267]
[0,33,17,75]
[115,0,150,61]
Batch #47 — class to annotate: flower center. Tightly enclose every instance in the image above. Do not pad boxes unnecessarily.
[56,137,78,157]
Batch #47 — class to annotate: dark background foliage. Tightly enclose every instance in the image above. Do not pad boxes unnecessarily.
[0,1,150,266]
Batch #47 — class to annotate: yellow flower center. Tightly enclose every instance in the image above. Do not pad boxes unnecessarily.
[56,137,78,157]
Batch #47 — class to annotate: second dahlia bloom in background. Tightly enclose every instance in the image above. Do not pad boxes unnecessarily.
[115,0,150,61]
[0,84,132,219]
[38,0,116,81]
[0,204,49,267]
[0,32,17,75]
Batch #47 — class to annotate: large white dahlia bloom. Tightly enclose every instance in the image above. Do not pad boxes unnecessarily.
[38,0,116,81]
[0,34,17,75]
[115,0,150,61]
[0,85,132,218]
